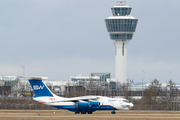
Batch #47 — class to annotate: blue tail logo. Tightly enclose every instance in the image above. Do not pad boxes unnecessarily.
[29,79,54,97]
[33,85,44,90]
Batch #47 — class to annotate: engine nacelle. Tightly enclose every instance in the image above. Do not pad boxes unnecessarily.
[90,102,100,107]
[75,102,91,108]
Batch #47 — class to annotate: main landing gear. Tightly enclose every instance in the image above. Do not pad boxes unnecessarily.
[81,111,86,114]
[111,111,116,114]
[81,111,93,114]
[87,112,92,114]
[75,111,80,114]
[75,111,93,114]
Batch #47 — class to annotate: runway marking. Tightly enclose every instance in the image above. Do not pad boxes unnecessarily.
[1,116,180,119]
[1,113,180,116]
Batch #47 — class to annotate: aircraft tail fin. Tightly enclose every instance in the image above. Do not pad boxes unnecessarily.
[28,77,55,98]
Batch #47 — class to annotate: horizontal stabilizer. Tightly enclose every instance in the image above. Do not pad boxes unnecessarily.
[26,76,48,80]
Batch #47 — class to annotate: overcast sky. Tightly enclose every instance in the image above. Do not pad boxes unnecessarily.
[0,0,180,83]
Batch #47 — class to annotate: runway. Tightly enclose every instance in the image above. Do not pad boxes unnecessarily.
[0,110,180,120]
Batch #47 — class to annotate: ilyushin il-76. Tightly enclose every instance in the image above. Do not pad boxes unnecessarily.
[28,77,133,114]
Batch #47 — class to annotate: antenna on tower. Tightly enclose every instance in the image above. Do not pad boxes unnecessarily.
[117,1,126,6]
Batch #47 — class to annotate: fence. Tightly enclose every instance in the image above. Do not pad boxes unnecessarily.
[0,98,180,111]
[0,104,57,110]
[0,104,179,111]
[131,104,175,111]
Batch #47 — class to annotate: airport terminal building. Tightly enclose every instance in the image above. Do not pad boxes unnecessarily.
[70,73,111,82]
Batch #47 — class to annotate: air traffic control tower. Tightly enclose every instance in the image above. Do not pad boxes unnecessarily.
[105,1,138,83]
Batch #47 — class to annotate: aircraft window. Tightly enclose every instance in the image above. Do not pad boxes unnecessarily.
[122,100,130,103]
[119,100,121,102]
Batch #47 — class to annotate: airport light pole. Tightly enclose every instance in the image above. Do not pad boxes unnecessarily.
[169,70,171,80]
[142,70,145,102]
[178,92,179,111]
[21,65,25,80]
[141,70,145,88]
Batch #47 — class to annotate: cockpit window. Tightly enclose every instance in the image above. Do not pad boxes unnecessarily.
[122,100,130,103]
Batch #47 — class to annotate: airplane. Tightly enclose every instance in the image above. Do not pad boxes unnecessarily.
[28,77,134,114]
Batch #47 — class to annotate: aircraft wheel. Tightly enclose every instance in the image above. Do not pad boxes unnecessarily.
[111,111,116,114]
[75,112,80,114]
[88,112,92,114]
[81,111,86,114]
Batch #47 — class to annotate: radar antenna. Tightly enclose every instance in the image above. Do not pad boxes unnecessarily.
[117,1,126,6]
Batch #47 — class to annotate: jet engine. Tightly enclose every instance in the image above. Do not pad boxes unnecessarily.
[75,102,91,108]
[90,102,100,107]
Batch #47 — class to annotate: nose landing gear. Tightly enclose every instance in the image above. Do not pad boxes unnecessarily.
[111,111,116,114]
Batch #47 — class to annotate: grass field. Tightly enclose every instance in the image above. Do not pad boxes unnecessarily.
[0,110,180,120]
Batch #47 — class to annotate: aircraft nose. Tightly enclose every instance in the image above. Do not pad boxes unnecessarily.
[130,103,134,108]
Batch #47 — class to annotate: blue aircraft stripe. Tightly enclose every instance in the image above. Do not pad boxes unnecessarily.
[51,105,118,111]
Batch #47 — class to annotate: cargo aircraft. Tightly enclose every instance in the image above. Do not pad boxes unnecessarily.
[28,77,134,114]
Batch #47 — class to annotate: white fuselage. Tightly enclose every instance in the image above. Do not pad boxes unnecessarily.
[33,96,133,111]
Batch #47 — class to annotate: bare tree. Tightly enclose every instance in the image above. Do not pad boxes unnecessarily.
[65,82,72,97]
[168,80,179,99]
[86,80,95,95]
[16,80,33,97]
[115,81,131,99]
[144,79,162,105]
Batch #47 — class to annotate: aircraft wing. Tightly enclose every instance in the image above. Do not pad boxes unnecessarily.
[60,96,99,102]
